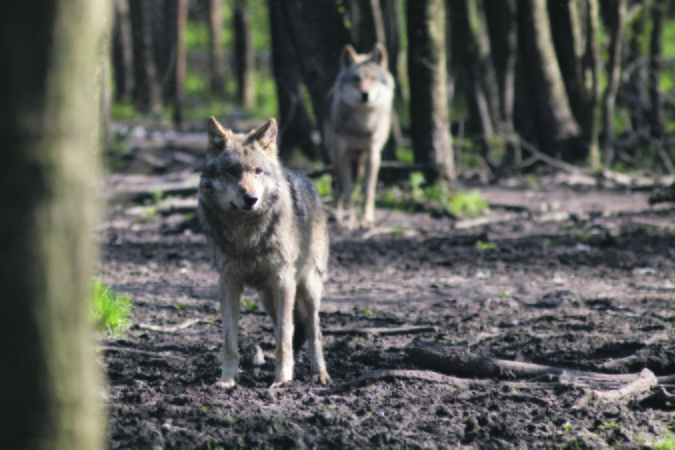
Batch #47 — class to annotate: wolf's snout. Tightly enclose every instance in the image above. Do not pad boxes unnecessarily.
[242,194,258,208]
[361,92,369,102]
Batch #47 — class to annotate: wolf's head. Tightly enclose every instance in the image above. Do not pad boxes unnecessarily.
[200,117,281,213]
[336,43,394,108]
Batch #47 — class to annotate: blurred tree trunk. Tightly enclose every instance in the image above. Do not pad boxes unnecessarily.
[649,0,668,139]
[583,0,602,169]
[153,1,173,98]
[281,0,351,150]
[601,0,628,167]
[112,0,134,102]
[517,0,583,161]
[451,0,502,163]
[0,0,107,448]
[129,0,163,114]
[234,0,255,108]
[172,0,187,126]
[485,0,519,167]
[347,0,380,52]
[380,0,404,102]
[408,0,455,182]
[627,0,651,135]
[268,0,318,161]
[207,0,225,96]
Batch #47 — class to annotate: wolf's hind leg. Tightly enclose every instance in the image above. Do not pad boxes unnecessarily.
[298,270,330,384]
[217,277,242,388]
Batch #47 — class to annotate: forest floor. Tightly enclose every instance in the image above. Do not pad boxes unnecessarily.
[100,127,675,449]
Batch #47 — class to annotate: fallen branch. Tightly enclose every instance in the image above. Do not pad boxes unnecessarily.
[518,138,591,176]
[137,318,210,333]
[98,346,185,361]
[323,326,437,337]
[592,368,657,401]
[322,369,470,395]
[407,341,656,390]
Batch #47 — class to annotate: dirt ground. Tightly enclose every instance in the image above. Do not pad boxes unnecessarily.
[100,129,675,449]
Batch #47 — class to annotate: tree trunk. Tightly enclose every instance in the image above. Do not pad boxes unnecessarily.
[173,0,187,126]
[112,0,134,102]
[0,0,107,448]
[380,0,404,102]
[281,0,351,149]
[485,0,519,167]
[207,0,225,96]
[408,0,455,182]
[234,0,255,108]
[267,0,318,161]
[649,0,668,139]
[517,0,583,161]
[583,0,602,169]
[601,0,628,167]
[129,0,163,114]
[627,0,651,135]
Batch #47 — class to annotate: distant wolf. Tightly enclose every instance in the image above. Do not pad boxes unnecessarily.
[325,42,395,228]
[198,116,330,388]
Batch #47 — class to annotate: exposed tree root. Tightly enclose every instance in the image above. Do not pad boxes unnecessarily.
[323,326,438,337]
[322,369,470,395]
[137,318,210,333]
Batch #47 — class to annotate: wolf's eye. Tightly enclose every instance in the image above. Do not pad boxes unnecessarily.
[254,168,263,175]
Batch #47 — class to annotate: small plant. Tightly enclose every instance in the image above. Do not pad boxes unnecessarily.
[314,173,332,198]
[175,304,184,312]
[149,187,164,205]
[449,190,489,218]
[654,433,675,450]
[90,279,133,336]
[361,307,372,315]
[242,298,259,312]
[563,422,572,432]
[476,241,496,250]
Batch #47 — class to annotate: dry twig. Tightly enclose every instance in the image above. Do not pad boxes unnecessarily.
[137,318,210,334]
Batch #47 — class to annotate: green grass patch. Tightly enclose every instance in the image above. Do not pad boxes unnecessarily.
[242,298,259,312]
[449,190,489,218]
[110,102,136,120]
[90,279,133,336]
[476,241,496,250]
[654,433,675,450]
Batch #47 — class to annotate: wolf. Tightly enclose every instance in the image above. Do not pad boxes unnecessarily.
[198,116,330,388]
[325,42,395,229]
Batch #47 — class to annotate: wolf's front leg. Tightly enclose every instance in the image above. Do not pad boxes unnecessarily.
[362,147,381,227]
[216,277,242,388]
[271,269,296,387]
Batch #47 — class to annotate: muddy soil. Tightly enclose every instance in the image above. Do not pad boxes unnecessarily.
[100,131,675,449]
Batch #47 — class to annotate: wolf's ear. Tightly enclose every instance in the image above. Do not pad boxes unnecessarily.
[340,44,358,70]
[371,42,388,69]
[251,118,278,156]
[207,116,231,156]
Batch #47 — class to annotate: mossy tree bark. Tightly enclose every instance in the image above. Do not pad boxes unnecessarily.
[0,0,107,448]
[267,0,318,161]
[234,0,255,108]
[407,0,455,183]
[517,0,583,161]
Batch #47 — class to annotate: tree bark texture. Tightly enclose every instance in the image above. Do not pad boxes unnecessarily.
[234,0,255,108]
[649,0,668,138]
[380,0,404,101]
[281,0,352,144]
[0,0,107,448]
[129,0,163,114]
[627,0,651,134]
[407,0,455,182]
[601,0,628,167]
[517,0,583,161]
[173,0,187,126]
[207,0,225,96]
[267,0,318,161]
[112,0,134,102]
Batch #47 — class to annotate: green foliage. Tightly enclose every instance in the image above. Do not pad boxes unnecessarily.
[476,241,495,250]
[110,102,136,120]
[395,147,414,164]
[448,190,489,218]
[242,298,259,312]
[654,433,675,450]
[314,173,332,198]
[90,279,133,336]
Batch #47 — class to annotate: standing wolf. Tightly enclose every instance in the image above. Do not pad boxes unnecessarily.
[325,43,395,228]
[198,116,330,388]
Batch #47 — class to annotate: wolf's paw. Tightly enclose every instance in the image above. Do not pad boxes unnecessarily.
[215,379,237,389]
[313,371,331,385]
[269,378,293,389]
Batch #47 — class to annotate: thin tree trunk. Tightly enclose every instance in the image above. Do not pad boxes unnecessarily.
[627,0,651,135]
[649,0,668,139]
[517,0,583,161]
[173,0,187,126]
[267,0,318,161]
[234,0,255,108]
[408,0,455,182]
[584,0,602,169]
[380,0,403,102]
[207,0,225,96]
[129,0,163,114]
[0,0,107,448]
[281,0,352,151]
[601,0,628,167]
[112,0,134,102]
